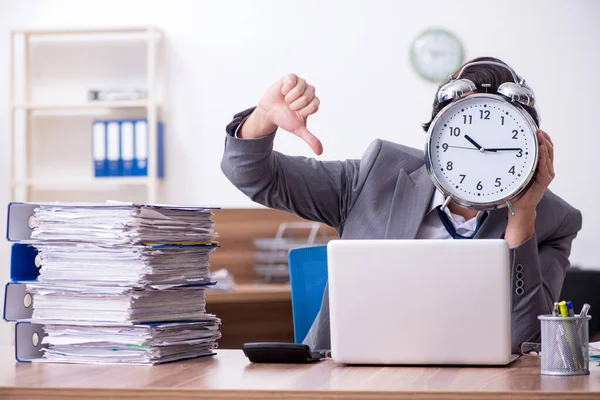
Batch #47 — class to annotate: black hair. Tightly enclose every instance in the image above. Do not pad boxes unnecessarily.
[422,56,539,132]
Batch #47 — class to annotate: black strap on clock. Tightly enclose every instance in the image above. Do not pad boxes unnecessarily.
[435,206,488,239]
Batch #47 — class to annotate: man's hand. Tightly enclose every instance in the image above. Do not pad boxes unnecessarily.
[505,129,555,248]
[240,73,323,155]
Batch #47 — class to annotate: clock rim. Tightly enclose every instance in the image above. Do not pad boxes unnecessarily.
[424,93,539,211]
[410,28,465,83]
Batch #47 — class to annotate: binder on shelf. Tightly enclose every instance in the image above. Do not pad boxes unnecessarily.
[106,121,122,176]
[133,119,164,178]
[134,119,148,177]
[90,119,164,178]
[92,121,108,177]
[120,120,135,176]
[157,120,165,179]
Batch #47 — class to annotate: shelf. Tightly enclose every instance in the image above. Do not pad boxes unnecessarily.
[14,177,154,189]
[10,25,165,204]
[206,284,291,304]
[13,26,160,36]
[13,100,157,111]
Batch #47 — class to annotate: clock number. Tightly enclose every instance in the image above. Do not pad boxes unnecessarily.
[463,115,472,124]
[501,116,505,125]
[495,178,502,187]
[516,149,523,158]
[479,110,490,120]
[446,161,454,170]
[459,174,466,183]
[476,181,483,191]
[512,130,519,139]
[509,166,515,175]
[442,143,448,152]
[449,127,460,136]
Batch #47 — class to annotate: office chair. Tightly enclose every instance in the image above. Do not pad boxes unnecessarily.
[288,245,328,343]
[560,267,600,339]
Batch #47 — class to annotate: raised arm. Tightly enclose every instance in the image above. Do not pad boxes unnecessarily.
[505,129,583,351]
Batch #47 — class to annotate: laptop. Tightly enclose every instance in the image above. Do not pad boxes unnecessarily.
[327,239,514,365]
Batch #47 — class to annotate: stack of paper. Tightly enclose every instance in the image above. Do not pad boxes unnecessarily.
[41,320,220,364]
[30,204,217,244]
[25,203,221,364]
[28,284,209,323]
[33,243,214,287]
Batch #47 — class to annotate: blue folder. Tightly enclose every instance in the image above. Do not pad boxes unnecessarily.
[106,121,122,176]
[132,119,164,178]
[92,121,108,177]
[120,120,135,176]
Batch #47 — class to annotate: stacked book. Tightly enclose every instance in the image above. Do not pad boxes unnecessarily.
[5,202,221,365]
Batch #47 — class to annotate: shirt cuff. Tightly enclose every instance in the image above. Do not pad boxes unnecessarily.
[226,107,256,138]
[234,119,246,138]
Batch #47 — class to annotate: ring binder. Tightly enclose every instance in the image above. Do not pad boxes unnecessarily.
[106,121,121,176]
[4,202,221,364]
[92,121,108,177]
[121,120,135,176]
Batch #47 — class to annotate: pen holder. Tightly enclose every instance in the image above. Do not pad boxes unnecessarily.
[538,314,591,376]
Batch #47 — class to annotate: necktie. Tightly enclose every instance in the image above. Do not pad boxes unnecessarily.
[435,206,488,239]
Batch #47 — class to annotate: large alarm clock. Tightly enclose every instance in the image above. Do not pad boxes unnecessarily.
[424,62,538,212]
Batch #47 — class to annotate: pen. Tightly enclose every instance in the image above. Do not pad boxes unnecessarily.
[553,300,566,367]
[558,301,569,318]
[580,303,591,317]
[559,300,582,370]
[566,301,575,317]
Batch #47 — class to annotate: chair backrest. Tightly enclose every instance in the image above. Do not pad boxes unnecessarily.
[288,245,328,343]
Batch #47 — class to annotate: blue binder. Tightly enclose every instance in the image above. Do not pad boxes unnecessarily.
[158,120,165,179]
[106,121,121,176]
[120,120,135,176]
[92,121,108,177]
[133,119,165,178]
[3,202,220,363]
[134,119,148,176]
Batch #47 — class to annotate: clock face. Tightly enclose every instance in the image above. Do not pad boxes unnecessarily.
[426,94,538,209]
[410,29,464,82]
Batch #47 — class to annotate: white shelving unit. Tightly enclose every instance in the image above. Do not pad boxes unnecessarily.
[9,26,165,203]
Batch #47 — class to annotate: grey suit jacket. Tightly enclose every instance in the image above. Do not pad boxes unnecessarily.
[221,109,583,353]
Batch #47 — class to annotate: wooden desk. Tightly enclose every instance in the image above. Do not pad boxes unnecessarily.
[206,284,294,348]
[1,347,599,400]
[206,284,291,304]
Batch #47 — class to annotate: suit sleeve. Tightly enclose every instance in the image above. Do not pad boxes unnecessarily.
[221,108,383,231]
[509,208,583,353]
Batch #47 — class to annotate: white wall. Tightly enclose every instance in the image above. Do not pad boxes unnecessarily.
[0,0,599,344]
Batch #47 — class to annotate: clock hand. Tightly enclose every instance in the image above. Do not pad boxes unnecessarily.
[484,147,523,152]
[464,135,485,151]
[446,145,479,150]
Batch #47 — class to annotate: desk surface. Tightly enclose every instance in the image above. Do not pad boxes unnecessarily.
[1,346,599,400]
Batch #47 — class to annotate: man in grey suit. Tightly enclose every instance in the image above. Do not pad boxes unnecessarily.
[221,58,582,353]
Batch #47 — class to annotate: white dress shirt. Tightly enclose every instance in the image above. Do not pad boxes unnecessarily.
[415,190,487,239]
